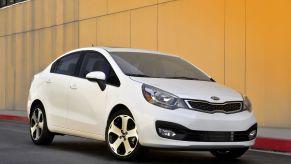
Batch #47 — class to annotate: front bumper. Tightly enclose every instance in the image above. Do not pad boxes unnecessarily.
[156,121,257,142]
[133,102,257,149]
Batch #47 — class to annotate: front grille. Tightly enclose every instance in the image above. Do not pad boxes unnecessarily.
[185,100,243,114]
[183,130,252,142]
[156,121,258,142]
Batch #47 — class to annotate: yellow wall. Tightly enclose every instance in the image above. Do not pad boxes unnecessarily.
[0,0,291,128]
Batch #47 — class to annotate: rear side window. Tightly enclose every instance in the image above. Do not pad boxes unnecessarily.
[51,53,81,76]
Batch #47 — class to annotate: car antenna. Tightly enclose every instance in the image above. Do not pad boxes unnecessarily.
[92,44,94,47]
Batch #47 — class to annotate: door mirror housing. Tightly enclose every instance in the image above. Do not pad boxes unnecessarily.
[86,71,106,81]
[86,71,106,91]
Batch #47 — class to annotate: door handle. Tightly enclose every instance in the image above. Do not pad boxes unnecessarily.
[70,84,77,89]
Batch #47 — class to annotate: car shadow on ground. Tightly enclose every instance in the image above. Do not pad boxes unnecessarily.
[47,139,249,164]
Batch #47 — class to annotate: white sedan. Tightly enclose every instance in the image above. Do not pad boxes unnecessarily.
[27,47,257,160]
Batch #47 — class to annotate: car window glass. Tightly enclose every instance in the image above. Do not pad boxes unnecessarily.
[110,52,211,81]
[54,53,81,76]
[79,52,109,78]
[79,52,120,86]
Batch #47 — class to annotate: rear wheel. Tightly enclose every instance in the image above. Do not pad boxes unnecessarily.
[30,104,54,145]
[210,148,248,159]
[105,109,145,160]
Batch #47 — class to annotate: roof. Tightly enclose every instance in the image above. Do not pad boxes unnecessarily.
[102,47,178,57]
[63,46,179,58]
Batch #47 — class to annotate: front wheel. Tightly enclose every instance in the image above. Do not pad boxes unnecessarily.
[210,148,249,159]
[105,109,145,160]
[29,104,54,145]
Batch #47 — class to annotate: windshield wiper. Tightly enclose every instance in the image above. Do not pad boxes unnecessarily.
[126,74,151,77]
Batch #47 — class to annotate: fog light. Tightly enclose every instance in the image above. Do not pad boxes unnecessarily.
[158,128,176,137]
[249,130,257,140]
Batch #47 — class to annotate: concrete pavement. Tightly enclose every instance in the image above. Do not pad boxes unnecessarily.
[1,109,291,153]
[0,120,290,164]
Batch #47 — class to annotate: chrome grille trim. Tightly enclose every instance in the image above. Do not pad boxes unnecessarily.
[184,100,243,114]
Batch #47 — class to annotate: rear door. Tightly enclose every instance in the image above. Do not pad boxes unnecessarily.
[45,52,82,127]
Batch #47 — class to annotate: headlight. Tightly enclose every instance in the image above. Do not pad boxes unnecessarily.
[243,96,252,112]
[142,84,187,110]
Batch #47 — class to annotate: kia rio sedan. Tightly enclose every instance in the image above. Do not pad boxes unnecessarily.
[27,47,257,160]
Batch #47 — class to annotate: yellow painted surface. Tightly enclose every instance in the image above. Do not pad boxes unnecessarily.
[79,18,97,48]
[39,28,53,70]
[0,10,3,36]
[54,25,64,58]
[25,32,34,96]
[246,0,291,127]
[64,22,79,52]
[14,34,26,110]
[55,0,64,25]
[24,1,32,31]
[43,0,53,27]
[0,37,5,109]
[108,0,157,13]
[158,0,225,83]
[33,0,43,30]
[4,36,15,109]
[63,0,78,23]
[97,12,130,47]
[79,0,107,19]
[0,0,291,128]
[158,0,175,3]
[225,0,246,93]
[6,6,13,35]
[131,6,157,50]
[14,4,24,33]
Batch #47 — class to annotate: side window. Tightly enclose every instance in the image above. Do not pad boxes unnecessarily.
[79,52,120,86]
[52,53,81,76]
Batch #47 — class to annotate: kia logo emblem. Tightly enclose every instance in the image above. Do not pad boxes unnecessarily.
[211,96,220,101]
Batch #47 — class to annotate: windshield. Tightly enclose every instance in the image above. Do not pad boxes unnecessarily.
[110,52,211,81]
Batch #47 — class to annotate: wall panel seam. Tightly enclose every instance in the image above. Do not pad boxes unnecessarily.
[244,0,247,94]
[157,3,159,50]
[129,10,132,47]
[224,0,226,85]
[0,1,178,38]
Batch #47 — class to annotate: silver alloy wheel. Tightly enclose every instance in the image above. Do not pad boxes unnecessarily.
[30,108,44,140]
[108,115,138,156]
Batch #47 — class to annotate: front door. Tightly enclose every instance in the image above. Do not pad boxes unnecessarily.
[66,51,112,135]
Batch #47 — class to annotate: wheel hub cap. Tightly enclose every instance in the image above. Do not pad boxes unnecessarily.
[30,108,44,140]
[108,115,138,156]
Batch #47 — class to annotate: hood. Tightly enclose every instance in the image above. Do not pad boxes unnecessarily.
[130,77,243,103]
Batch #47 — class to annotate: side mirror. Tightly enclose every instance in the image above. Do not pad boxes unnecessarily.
[86,71,106,81]
[86,71,106,91]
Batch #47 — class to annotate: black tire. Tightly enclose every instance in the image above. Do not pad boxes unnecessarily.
[29,104,54,145]
[210,148,248,159]
[105,109,146,160]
